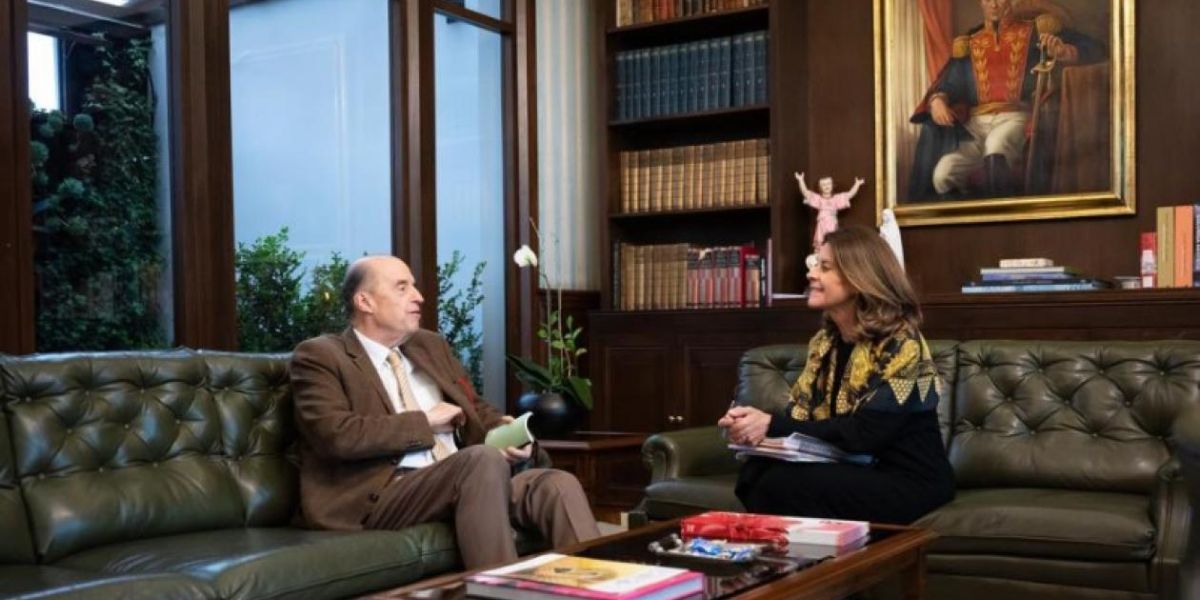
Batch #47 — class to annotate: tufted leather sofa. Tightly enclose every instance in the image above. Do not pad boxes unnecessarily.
[0,350,538,600]
[633,340,1200,600]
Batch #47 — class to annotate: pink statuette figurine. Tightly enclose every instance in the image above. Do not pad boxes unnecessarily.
[795,172,865,250]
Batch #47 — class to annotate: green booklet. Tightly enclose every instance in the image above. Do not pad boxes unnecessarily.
[484,412,534,449]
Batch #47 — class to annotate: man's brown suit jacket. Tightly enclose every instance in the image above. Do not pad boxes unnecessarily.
[291,328,505,531]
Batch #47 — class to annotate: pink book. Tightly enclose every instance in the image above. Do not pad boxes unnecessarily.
[465,553,703,600]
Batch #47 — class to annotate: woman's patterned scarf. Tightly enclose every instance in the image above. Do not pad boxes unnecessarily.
[786,326,943,422]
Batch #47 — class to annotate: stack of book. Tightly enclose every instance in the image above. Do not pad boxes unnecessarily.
[1148,204,1200,288]
[961,258,1110,294]
[466,553,703,600]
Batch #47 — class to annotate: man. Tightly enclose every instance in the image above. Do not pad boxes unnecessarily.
[908,0,1104,201]
[290,255,600,569]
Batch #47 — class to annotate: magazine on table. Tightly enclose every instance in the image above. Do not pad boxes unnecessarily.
[465,552,703,600]
[728,432,874,466]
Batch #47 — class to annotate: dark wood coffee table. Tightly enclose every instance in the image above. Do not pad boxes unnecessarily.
[362,518,936,599]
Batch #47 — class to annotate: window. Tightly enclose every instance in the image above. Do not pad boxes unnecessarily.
[26,32,59,111]
[434,8,506,405]
[27,0,173,351]
[229,0,392,351]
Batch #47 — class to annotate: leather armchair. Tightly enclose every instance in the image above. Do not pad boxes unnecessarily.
[1176,404,1200,599]
[0,350,542,600]
[633,340,1200,600]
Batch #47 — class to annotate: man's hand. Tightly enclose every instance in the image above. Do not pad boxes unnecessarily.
[1039,33,1078,63]
[426,402,465,433]
[499,415,515,424]
[930,95,955,126]
[501,444,532,464]
[718,406,772,447]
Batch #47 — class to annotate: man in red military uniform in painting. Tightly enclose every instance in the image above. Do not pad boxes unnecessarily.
[907,0,1105,202]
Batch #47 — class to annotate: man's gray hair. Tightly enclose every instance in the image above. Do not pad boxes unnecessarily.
[341,260,370,318]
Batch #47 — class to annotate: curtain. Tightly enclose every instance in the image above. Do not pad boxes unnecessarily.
[918,0,954,85]
[889,0,928,201]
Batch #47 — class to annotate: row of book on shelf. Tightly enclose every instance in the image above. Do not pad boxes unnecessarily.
[467,510,868,600]
[615,0,768,28]
[619,138,768,213]
[1145,204,1200,288]
[614,30,768,121]
[615,241,767,311]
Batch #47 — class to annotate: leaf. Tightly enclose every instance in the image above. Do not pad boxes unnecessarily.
[565,376,593,410]
[506,353,555,390]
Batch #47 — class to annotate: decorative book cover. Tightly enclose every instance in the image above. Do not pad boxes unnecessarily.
[466,553,702,600]
[681,511,869,549]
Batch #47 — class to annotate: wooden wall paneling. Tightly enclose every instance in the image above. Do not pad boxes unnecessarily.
[169,0,237,350]
[803,0,874,235]
[680,340,753,428]
[505,0,538,408]
[391,0,436,315]
[597,341,671,433]
[769,0,809,296]
[0,0,35,354]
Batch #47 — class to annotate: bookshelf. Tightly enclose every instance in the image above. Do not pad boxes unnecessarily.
[599,0,809,314]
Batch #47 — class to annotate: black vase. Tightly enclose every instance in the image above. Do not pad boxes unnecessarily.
[517,391,583,439]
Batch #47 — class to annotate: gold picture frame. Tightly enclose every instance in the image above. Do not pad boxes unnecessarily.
[873,0,1135,227]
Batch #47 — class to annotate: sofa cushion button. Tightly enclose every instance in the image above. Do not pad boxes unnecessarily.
[368,493,379,502]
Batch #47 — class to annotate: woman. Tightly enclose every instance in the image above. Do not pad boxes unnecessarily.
[718,225,954,524]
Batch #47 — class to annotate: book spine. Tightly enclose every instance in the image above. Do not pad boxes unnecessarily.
[1175,205,1194,287]
[1157,206,1174,287]
[731,34,745,108]
[998,258,1054,268]
[1195,204,1200,287]
[718,37,732,109]
[1140,232,1157,289]
[961,282,1107,293]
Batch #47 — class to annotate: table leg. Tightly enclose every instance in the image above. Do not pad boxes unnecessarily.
[900,551,927,600]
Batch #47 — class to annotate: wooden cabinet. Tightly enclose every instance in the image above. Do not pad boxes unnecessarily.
[588,291,1200,433]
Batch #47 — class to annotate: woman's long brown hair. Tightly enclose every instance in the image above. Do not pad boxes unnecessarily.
[822,225,922,341]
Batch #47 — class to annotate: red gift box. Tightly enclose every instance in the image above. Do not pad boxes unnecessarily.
[680,511,869,549]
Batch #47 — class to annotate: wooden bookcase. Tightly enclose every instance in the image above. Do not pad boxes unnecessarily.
[597,0,812,313]
[588,1,1200,436]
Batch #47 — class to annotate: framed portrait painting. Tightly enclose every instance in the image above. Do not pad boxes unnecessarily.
[874,0,1135,226]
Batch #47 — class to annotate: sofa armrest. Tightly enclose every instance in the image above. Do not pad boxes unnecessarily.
[642,426,740,483]
[1151,457,1189,600]
[1171,405,1200,600]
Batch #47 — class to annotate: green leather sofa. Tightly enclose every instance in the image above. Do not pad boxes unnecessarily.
[0,349,539,600]
[633,340,1200,600]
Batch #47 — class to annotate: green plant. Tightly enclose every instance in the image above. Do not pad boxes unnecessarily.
[30,37,164,351]
[301,252,349,336]
[437,251,486,392]
[506,221,592,410]
[234,228,349,352]
[235,228,305,352]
